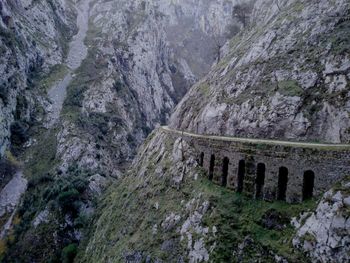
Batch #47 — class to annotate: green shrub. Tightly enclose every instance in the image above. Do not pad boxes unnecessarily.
[72,177,88,193]
[10,121,29,146]
[58,189,80,212]
[278,80,303,97]
[0,83,8,104]
[27,173,54,189]
[61,243,78,263]
[64,84,87,108]
[74,214,88,229]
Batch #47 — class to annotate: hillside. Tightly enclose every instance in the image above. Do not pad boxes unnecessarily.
[0,0,349,262]
[170,0,350,143]
[0,0,242,261]
[79,0,350,262]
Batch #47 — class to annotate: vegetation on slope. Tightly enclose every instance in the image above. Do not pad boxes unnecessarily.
[78,131,317,262]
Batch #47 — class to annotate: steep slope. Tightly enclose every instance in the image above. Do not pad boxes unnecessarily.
[79,128,317,262]
[0,0,77,156]
[170,0,350,143]
[56,0,241,178]
[1,0,242,261]
[293,179,350,262]
[0,0,77,259]
[80,0,350,262]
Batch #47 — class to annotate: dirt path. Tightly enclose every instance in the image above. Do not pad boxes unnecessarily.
[161,126,350,150]
[47,0,91,127]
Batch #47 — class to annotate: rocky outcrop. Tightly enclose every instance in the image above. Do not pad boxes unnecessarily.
[0,0,76,156]
[78,129,216,262]
[79,0,350,261]
[1,0,242,260]
[293,180,350,262]
[56,0,241,177]
[170,0,350,143]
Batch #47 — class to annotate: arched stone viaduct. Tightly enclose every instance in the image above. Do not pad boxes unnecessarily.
[161,126,350,203]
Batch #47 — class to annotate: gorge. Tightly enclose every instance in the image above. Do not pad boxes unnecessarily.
[0,0,349,262]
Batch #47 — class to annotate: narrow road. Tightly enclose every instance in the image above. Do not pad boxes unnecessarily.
[161,126,350,150]
[47,0,91,127]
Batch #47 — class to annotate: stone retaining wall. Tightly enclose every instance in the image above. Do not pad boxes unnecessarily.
[162,128,350,203]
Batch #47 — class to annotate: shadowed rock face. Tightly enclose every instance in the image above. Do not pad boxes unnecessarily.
[170,0,350,143]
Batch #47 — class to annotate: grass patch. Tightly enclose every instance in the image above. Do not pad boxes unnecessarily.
[62,48,106,122]
[196,174,316,262]
[278,80,304,97]
[197,82,210,97]
[78,153,317,263]
[33,64,69,92]
[23,128,59,179]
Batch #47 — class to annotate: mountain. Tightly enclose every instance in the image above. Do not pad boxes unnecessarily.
[170,0,350,143]
[0,0,77,156]
[0,0,242,261]
[55,0,241,178]
[78,0,350,262]
[0,0,349,262]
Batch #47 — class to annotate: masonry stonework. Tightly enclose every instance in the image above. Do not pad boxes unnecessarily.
[162,127,350,203]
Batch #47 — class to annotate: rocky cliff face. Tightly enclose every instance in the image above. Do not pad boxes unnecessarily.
[2,0,349,262]
[0,0,76,156]
[79,0,350,262]
[56,0,241,178]
[292,178,350,262]
[170,0,350,143]
[1,0,242,261]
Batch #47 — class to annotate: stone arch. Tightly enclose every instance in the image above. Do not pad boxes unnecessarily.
[302,170,315,201]
[277,167,288,201]
[199,152,204,167]
[209,154,215,181]
[221,157,229,187]
[237,160,245,193]
[255,163,265,199]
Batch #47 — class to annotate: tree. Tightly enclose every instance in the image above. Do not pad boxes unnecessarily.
[213,34,225,62]
[232,3,252,28]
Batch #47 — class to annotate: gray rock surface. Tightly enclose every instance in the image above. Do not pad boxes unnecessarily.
[56,0,242,177]
[0,171,27,218]
[170,0,350,143]
[293,181,350,262]
[0,0,77,155]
